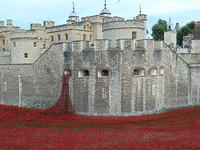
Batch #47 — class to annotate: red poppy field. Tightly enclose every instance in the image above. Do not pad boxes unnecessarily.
[0,105,200,150]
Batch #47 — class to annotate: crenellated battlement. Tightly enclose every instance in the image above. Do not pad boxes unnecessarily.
[31,23,45,31]
[102,19,146,31]
[69,39,163,52]
[81,15,105,23]
[10,31,43,40]
[103,16,125,24]
[0,20,22,32]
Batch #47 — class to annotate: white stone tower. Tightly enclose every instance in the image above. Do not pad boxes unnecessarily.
[100,0,111,16]
[67,2,79,24]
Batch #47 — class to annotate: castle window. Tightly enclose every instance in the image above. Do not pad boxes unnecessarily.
[78,70,90,78]
[159,67,165,75]
[43,44,46,48]
[83,34,86,40]
[65,34,68,40]
[2,39,5,45]
[24,53,28,58]
[33,42,37,47]
[132,31,137,39]
[3,48,5,51]
[57,34,61,41]
[149,68,158,76]
[97,69,110,78]
[90,35,92,41]
[51,35,54,42]
[90,26,92,31]
[133,68,144,76]
[84,25,87,30]
[13,42,16,47]
[87,24,90,30]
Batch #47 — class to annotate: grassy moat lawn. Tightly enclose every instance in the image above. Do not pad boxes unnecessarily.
[0,105,200,150]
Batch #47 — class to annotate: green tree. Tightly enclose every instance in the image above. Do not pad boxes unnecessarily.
[151,19,168,41]
[177,22,195,46]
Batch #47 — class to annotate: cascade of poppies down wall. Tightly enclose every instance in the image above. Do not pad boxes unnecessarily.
[44,74,73,115]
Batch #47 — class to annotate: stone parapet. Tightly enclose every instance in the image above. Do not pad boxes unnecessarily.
[93,39,111,51]
[71,40,90,52]
[116,39,136,50]
[69,39,164,52]
[103,20,145,31]
[10,31,40,40]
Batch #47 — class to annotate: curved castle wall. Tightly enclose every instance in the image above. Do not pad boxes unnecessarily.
[103,20,146,47]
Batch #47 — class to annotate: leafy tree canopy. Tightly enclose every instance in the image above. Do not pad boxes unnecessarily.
[177,22,195,46]
[151,19,168,41]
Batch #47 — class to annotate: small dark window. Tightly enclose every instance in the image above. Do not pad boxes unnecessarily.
[84,25,86,30]
[24,53,28,58]
[13,42,16,47]
[43,44,46,48]
[2,39,5,45]
[84,70,89,76]
[51,35,54,42]
[98,69,110,78]
[102,70,109,76]
[134,69,139,75]
[132,31,137,39]
[3,48,5,51]
[133,68,144,76]
[87,24,90,30]
[33,42,37,47]
[65,34,68,40]
[78,70,89,78]
[83,34,86,40]
[57,34,61,41]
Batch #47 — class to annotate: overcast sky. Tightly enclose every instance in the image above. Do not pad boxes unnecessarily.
[0,0,200,35]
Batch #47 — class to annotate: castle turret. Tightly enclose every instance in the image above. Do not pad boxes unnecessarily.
[100,0,111,16]
[67,2,79,24]
[135,5,147,23]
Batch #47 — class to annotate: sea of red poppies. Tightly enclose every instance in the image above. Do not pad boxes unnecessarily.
[0,104,199,150]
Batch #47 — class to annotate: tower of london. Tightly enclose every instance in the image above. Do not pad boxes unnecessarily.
[0,1,200,116]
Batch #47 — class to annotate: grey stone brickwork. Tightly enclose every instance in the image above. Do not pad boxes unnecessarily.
[0,39,200,116]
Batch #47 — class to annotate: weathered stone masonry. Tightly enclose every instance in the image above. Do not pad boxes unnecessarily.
[0,39,199,116]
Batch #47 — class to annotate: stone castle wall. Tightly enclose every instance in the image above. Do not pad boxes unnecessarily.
[66,40,193,115]
[103,20,146,47]
[0,51,11,64]
[0,43,66,109]
[0,39,199,116]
